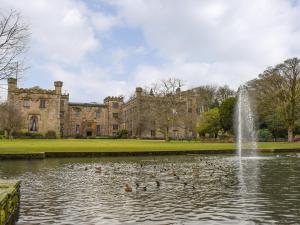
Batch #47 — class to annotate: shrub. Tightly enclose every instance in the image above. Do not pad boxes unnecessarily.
[45,130,57,139]
[29,132,44,139]
[257,129,273,139]
[116,129,128,139]
[12,131,44,139]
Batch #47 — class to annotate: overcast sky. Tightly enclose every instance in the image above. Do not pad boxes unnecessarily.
[1,0,300,102]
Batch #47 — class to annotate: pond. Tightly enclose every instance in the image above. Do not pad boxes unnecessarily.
[1,154,300,224]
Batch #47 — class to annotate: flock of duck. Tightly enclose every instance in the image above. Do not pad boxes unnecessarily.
[67,157,238,193]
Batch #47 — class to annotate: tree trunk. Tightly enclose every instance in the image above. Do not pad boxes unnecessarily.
[9,129,14,139]
[288,125,294,142]
[165,127,170,142]
[4,130,9,139]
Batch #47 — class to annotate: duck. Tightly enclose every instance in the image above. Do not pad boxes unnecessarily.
[170,169,177,176]
[155,180,160,187]
[125,184,133,192]
[150,173,156,178]
[95,166,102,173]
[68,165,74,169]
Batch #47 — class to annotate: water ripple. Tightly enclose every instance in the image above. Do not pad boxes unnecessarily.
[0,155,300,224]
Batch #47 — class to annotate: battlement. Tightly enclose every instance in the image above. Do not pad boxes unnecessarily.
[7,77,17,84]
[104,96,124,103]
[15,87,56,95]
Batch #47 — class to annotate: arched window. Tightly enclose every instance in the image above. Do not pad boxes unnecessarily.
[29,116,38,132]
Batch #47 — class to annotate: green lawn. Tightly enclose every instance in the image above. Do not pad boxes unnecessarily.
[0,139,300,154]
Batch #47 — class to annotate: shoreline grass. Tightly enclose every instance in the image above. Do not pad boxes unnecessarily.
[0,139,300,154]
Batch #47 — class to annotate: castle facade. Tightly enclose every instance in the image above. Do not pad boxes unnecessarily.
[7,78,213,139]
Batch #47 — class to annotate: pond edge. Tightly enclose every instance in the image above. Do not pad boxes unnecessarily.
[0,148,300,160]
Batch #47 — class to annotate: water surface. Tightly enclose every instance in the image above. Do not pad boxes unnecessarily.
[1,154,300,224]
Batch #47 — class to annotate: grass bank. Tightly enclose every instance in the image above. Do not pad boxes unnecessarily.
[0,139,300,154]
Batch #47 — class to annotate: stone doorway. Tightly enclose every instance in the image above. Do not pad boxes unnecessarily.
[86,131,92,137]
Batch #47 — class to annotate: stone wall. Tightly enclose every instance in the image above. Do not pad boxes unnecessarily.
[0,180,21,225]
[104,97,123,136]
[68,103,108,137]
[8,78,61,137]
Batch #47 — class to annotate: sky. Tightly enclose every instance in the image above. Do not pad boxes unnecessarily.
[1,0,300,102]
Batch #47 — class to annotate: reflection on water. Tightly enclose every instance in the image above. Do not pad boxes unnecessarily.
[1,155,300,224]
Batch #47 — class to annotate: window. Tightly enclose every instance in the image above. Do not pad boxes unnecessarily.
[29,116,38,132]
[39,99,46,108]
[96,125,101,134]
[113,124,118,130]
[76,124,80,134]
[60,100,64,108]
[60,124,64,137]
[96,111,101,118]
[187,99,192,113]
[112,102,119,108]
[113,113,118,119]
[75,110,80,117]
[60,112,64,118]
[23,99,30,108]
[151,130,156,137]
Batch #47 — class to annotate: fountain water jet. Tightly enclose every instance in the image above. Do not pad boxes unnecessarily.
[236,86,257,158]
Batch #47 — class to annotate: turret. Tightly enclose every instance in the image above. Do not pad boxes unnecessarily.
[8,78,17,92]
[54,81,63,95]
[136,87,142,98]
[7,78,17,103]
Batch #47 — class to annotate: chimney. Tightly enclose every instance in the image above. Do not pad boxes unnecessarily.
[54,81,63,95]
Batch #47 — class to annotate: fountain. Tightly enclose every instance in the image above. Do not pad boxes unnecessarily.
[236,86,259,217]
[236,86,257,158]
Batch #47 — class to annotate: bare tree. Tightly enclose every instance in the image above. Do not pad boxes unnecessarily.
[216,85,235,103]
[146,78,186,141]
[0,102,24,138]
[0,10,29,80]
[190,85,218,111]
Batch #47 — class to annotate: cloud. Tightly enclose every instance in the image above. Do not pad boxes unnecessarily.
[130,60,259,90]
[109,0,300,88]
[0,0,118,64]
[47,63,129,102]
[1,0,300,101]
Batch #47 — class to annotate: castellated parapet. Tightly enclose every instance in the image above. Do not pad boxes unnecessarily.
[103,96,124,103]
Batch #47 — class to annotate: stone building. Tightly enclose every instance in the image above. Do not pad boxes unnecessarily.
[7,78,123,138]
[7,78,232,139]
[120,87,207,139]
